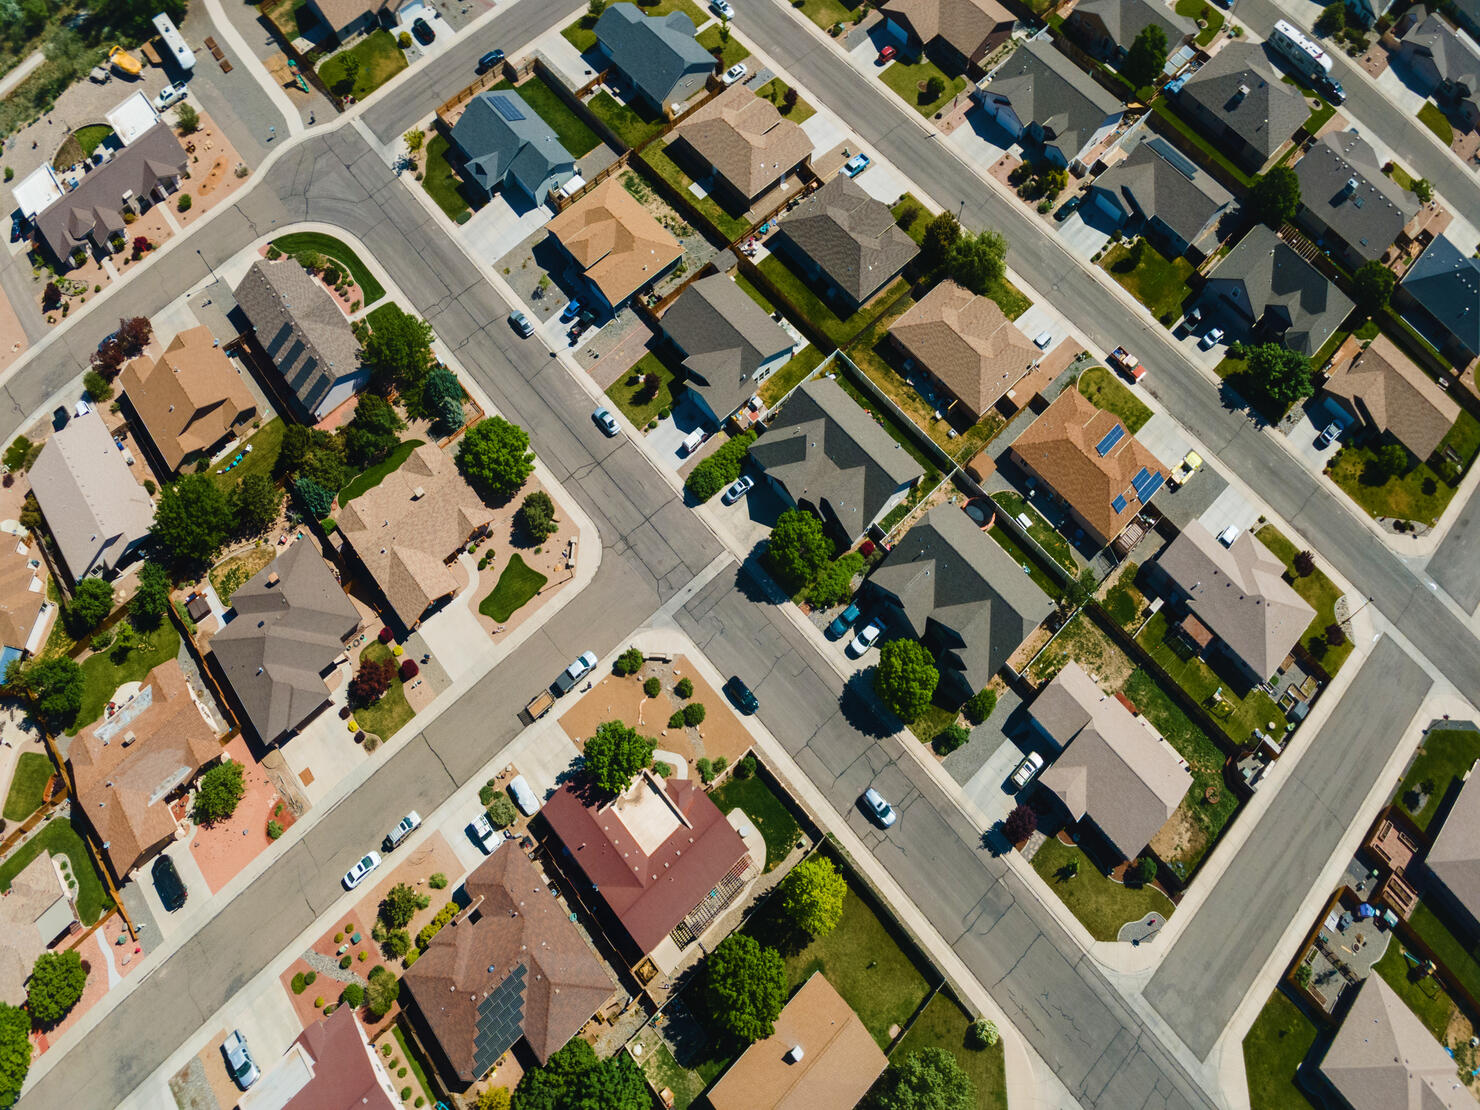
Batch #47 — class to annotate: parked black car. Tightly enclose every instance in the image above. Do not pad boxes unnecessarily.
[725,675,759,715]
[477,49,505,73]
[411,17,435,45]
[152,854,187,911]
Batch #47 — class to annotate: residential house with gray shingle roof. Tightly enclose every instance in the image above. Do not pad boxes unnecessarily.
[1176,43,1309,172]
[1294,131,1420,269]
[1201,225,1354,357]
[975,38,1125,170]
[1031,661,1191,861]
[0,853,75,1005]
[880,0,1015,70]
[668,85,813,210]
[1086,136,1232,262]
[1451,0,1480,41]
[29,408,155,583]
[449,91,577,205]
[594,4,715,113]
[1065,0,1195,64]
[660,273,796,425]
[750,377,924,547]
[1422,767,1480,934]
[1324,335,1460,460]
[1396,11,1480,130]
[1398,234,1480,365]
[770,176,919,313]
[867,504,1051,701]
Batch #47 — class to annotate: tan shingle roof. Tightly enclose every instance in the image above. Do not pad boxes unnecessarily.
[120,327,257,473]
[0,535,46,654]
[1008,388,1164,545]
[337,444,495,627]
[546,177,684,307]
[671,85,813,201]
[0,852,74,1005]
[888,280,1037,416]
[1325,335,1460,460]
[881,0,1013,58]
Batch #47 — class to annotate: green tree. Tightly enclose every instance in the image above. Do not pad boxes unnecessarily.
[805,552,864,608]
[614,647,645,676]
[705,934,787,1042]
[363,307,434,399]
[365,966,400,1018]
[422,367,464,433]
[132,562,171,630]
[1122,24,1168,89]
[193,761,246,824]
[1352,259,1396,312]
[1413,178,1434,203]
[380,882,428,929]
[175,101,199,134]
[1315,1,1345,34]
[65,577,114,636]
[874,639,939,720]
[871,1047,976,1110]
[294,477,334,519]
[457,417,534,502]
[779,854,847,938]
[517,490,558,543]
[1249,167,1301,227]
[683,431,754,501]
[231,473,283,537]
[475,1087,512,1110]
[766,509,832,588]
[338,52,361,95]
[403,128,425,154]
[512,1038,649,1110]
[341,393,404,468]
[923,74,946,101]
[153,473,231,564]
[948,228,1008,295]
[921,212,961,274]
[0,1002,30,1108]
[1376,441,1409,478]
[14,657,83,727]
[1245,342,1314,410]
[963,688,997,724]
[82,369,113,402]
[26,951,86,1027]
[587,0,608,18]
[582,720,655,795]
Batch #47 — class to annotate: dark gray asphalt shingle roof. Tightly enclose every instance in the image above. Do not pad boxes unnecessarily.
[1294,130,1417,264]
[775,176,919,304]
[981,37,1124,161]
[1069,0,1195,48]
[1402,12,1480,93]
[1204,225,1354,357]
[450,91,575,200]
[1402,233,1480,358]
[661,275,793,419]
[594,4,714,107]
[1089,136,1231,246]
[1179,42,1309,164]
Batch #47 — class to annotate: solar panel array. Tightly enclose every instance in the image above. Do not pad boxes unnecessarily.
[492,95,526,123]
[1111,494,1128,514]
[471,963,529,1077]
[1095,424,1126,457]
[1133,469,1165,502]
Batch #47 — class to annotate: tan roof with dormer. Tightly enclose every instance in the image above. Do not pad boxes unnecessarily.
[546,176,684,307]
[120,327,257,472]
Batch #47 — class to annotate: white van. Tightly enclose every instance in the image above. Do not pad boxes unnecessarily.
[682,429,704,455]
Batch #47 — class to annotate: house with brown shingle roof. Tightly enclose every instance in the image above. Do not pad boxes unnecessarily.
[669,85,813,210]
[336,443,494,632]
[888,280,1038,418]
[880,0,1015,70]
[1031,661,1192,860]
[0,535,51,666]
[1007,387,1165,549]
[120,327,258,476]
[545,176,684,313]
[69,659,222,879]
[402,848,616,1088]
[1324,335,1461,461]
[238,1005,399,1110]
[0,852,76,1006]
[707,972,888,1110]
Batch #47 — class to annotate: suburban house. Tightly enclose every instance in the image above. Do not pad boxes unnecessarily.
[33,123,188,267]
[69,659,222,879]
[234,259,369,423]
[0,536,52,669]
[1086,136,1233,262]
[1031,661,1192,861]
[237,1006,399,1110]
[119,326,258,476]
[1450,0,1480,42]
[545,176,684,314]
[974,38,1125,171]
[301,0,380,39]
[448,91,576,206]
[887,279,1039,418]
[402,849,615,1088]
[770,176,919,313]
[593,4,714,113]
[1149,521,1315,685]
[1345,0,1395,27]
[1395,11,1480,130]
[1323,335,1460,461]
[1319,975,1480,1109]
[1201,225,1355,358]
[1397,234,1480,365]
[29,408,155,583]
[706,972,888,1110]
[866,504,1053,703]
[668,85,813,211]
[1176,43,1309,172]
[1421,767,1480,934]
[208,540,362,748]
[1007,387,1165,549]
[336,444,495,631]
[749,377,925,547]
[1065,0,1195,62]
[659,271,795,426]
[541,770,753,961]
[0,853,76,1006]
[879,0,1016,71]
[1293,131,1420,269]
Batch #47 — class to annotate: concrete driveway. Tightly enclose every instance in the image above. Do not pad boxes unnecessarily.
[1135,411,1195,470]
[647,394,711,469]
[709,466,785,555]
[1013,299,1074,353]
[460,191,553,268]
[1054,206,1112,260]
[1286,399,1350,473]
[946,105,1019,178]
[1374,64,1433,117]
[853,160,916,206]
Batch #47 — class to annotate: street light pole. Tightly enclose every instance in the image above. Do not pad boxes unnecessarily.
[197,247,218,284]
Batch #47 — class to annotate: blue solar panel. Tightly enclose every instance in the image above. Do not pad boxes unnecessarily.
[1095,424,1126,457]
[492,95,526,122]
[1134,470,1166,502]
[1111,495,1128,514]
[1132,466,1150,488]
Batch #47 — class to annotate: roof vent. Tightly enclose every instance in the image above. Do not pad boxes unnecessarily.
[267,572,280,587]
[412,486,425,500]
[787,1044,805,1063]
[1343,176,1358,196]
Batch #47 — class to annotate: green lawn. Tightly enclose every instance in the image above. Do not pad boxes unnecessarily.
[907,698,961,749]
[1101,567,1148,628]
[1326,411,1480,526]
[497,75,600,157]
[983,275,1032,321]
[1136,610,1287,748]
[354,641,414,741]
[879,57,967,118]
[794,0,865,32]
[1373,937,1461,1044]
[423,133,473,221]
[641,143,750,241]
[562,0,706,51]
[586,91,666,150]
[984,524,1062,600]
[1078,366,1152,433]
[1255,525,1352,676]
[709,772,800,872]
[605,350,679,429]
[3,751,51,822]
[391,1024,438,1108]
[989,491,1077,573]
[272,233,385,305]
[1176,0,1224,46]
[317,30,406,101]
[1385,161,1418,193]
[364,301,404,332]
[756,254,892,349]
[0,817,112,924]
[74,124,114,157]
[209,418,286,494]
[1419,101,1455,146]
[758,345,826,406]
[1241,988,1321,1110]
[479,554,547,622]
[70,619,182,735]
[1029,836,1173,942]
[756,77,816,124]
[1099,240,1195,327]
[891,196,931,245]
[892,992,1007,1110]
[338,439,424,507]
[1409,899,1480,1006]
[697,23,749,68]
[1394,728,1480,834]
[639,1041,703,1110]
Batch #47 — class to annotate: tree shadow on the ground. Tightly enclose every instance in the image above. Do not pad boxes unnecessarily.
[840,670,895,741]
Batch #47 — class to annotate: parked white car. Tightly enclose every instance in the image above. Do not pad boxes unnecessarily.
[1010,751,1044,789]
[712,0,735,16]
[382,811,421,852]
[722,62,748,85]
[223,1031,260,1090]
[863,788,897,828]
[848,618,884,657]
[155,82,188,110]
[508,775,540,816]
[341,851,381,889]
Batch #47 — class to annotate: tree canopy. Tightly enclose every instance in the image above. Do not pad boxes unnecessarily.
[26,950,86,1027]
[0,1002,30,1109]
[342,394,405,469]
[363,306,434,400]
[517,490,558,543]
[1249,167,1301,227]
[947,228,1007,296]
[766,509,832,588]
[193,760,246,825]
[152,473,232,565]
[704,933,787,1042]
[582,720,656,795]
[1122,24,1168,89]
[380,882,426,929]
[870,1047,976,1110]
[874,639,939,720]
[779,854,848,938]
[457,417,534,502]
[512,1038,650,1110]
[423,367,465,433]
[921,212,961,274]
[12,657,83,727]
[1244,342,1314,411]
[65,577,114,636]
[1352,259,1396,312]
[231,473,283,538]
[131,563,171,630]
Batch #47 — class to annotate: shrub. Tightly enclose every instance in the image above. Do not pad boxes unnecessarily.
[516,490,558,542]
[668,711,686,729]
[429,872,447,889]
[399,659,419,681]
[1003,804,1037,843]
[969,1018,999,1048]
[479,779,498,806]
[713,756,727,775]
[82,369,113,402]
[291,972,307,994]
[696,757,714,783]
[381,929,411,960]
[342,982,364,1008]
[334,933,344,944]
[934,723,970,755]
[643,676,661,698]
[684,431,755,502]
[177,193,191,212]
[350,658,396,707]
[1294,964,1313,988]
[614,647,644,675]
[1293,550,1315,577]
[401,1090,412,1102]
[684,702,706,727]
[267,820,283,840]
[653,760,674,777]
[381,883,428,929]
[417,902,459,950]
[314,996,325,1008]
[366,969,400,1019]
[304,970,316,985]
[1136,856,1157,886]
[963,688,997,725]
[379,626,394,644]
[736,753,756,779]
[486,793,518,828]
[340,954,352,969]
[1326,622,1347,646]
[675,677,693,699]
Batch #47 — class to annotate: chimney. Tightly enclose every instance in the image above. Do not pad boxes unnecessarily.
[787,1044,805,1063]
[267,572,280,587]
[412,486,426,500]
